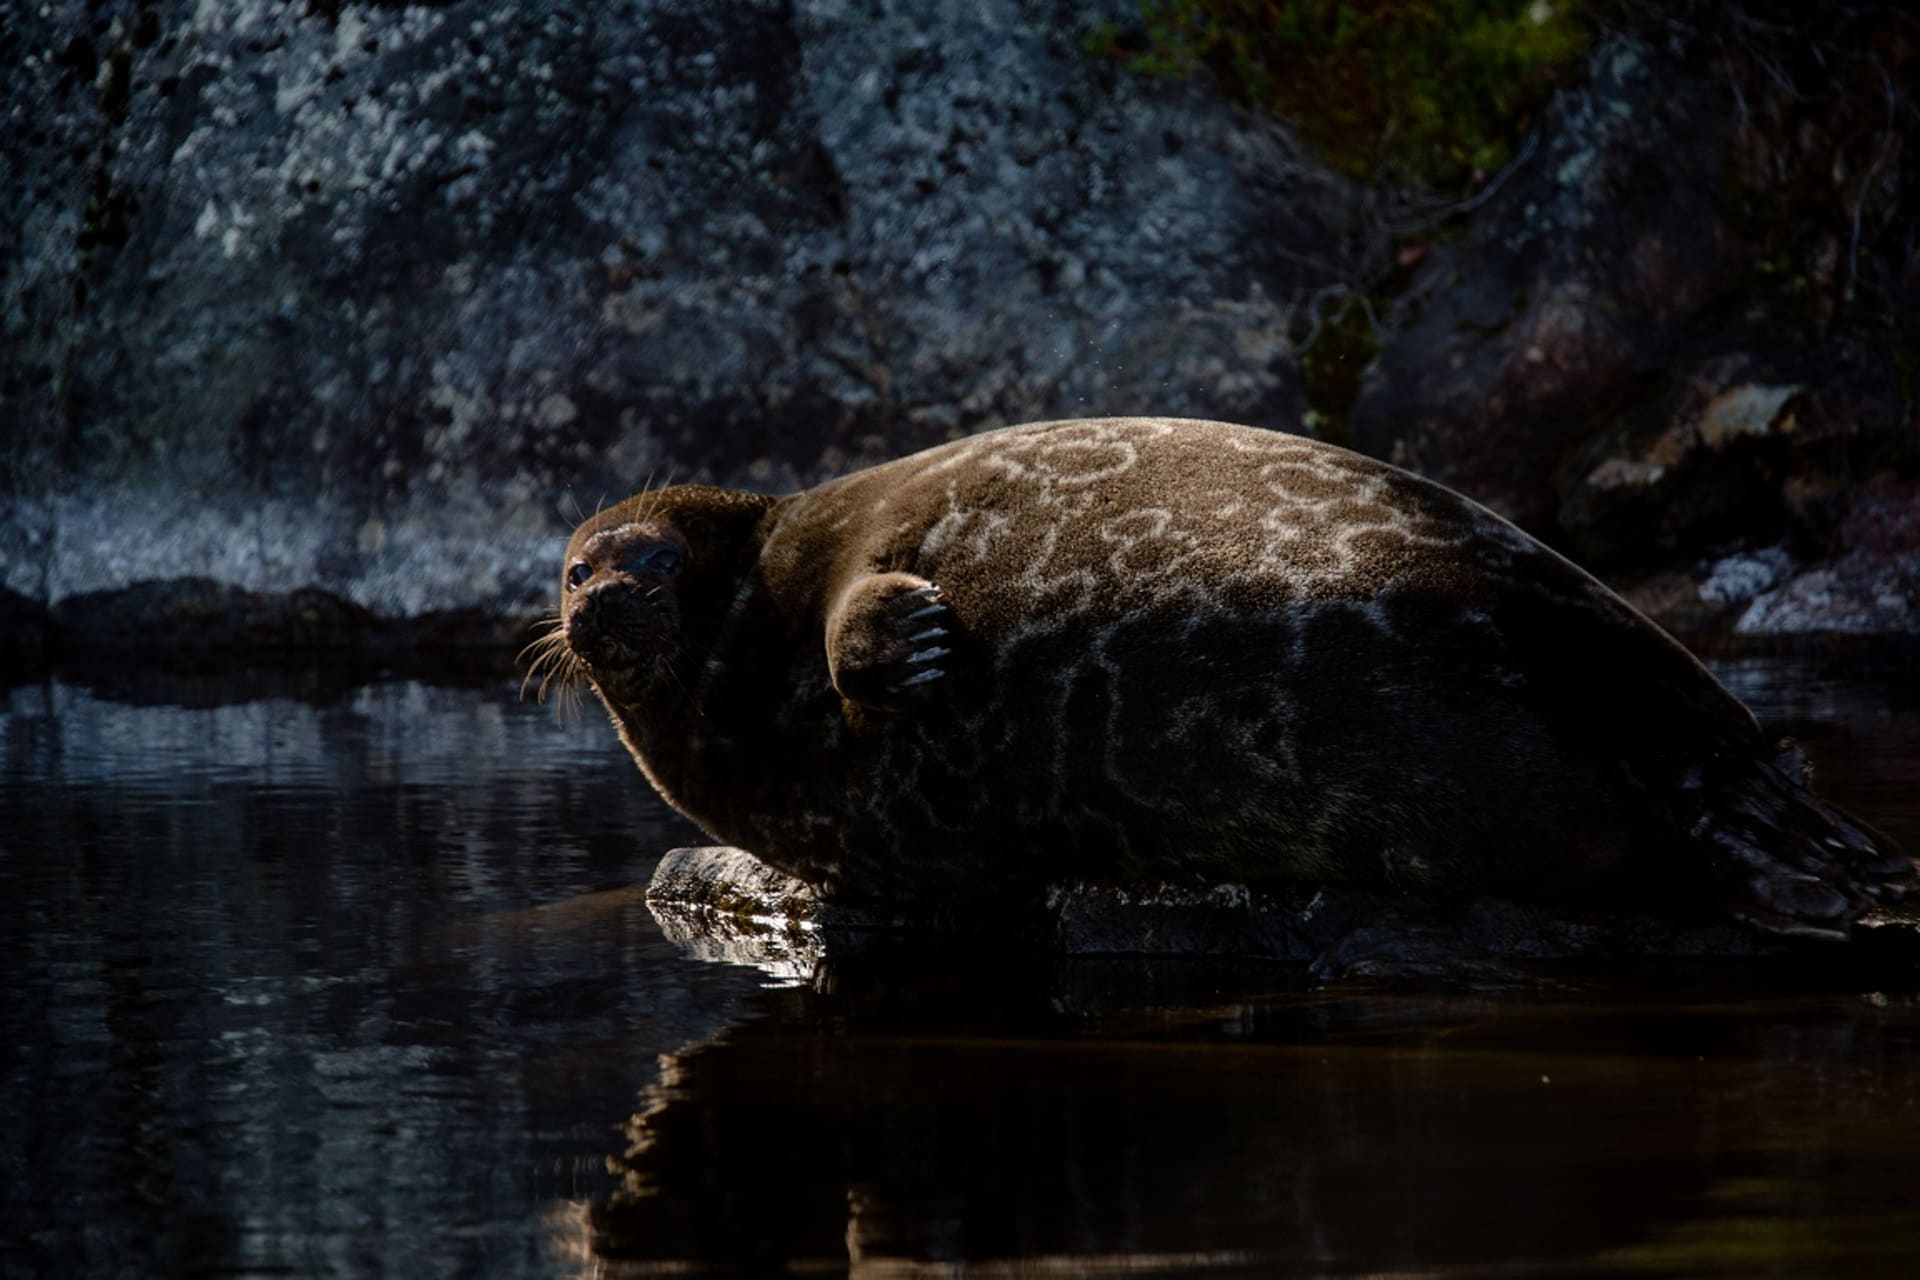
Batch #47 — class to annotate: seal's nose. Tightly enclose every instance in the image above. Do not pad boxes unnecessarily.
[565,588,631,670]
[564,584,606,649]
[564,567,677,670]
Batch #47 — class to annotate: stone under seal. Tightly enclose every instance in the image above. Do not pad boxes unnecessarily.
[529,417,1914,942]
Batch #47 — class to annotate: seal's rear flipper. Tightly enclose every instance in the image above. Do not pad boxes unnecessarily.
[1691,740,1914,941]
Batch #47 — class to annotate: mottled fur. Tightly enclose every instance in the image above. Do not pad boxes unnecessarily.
[555,418,1913,938]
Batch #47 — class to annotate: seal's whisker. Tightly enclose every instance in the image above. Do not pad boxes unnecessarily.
[531,656,567,700]
[548,645,588,721]
[520,638,562,674]
[517,644,561,701]
[515,626,567,669]
[636,467,678,523]
[517,623,582,708]
[523,638,588,722]
[515,618,564,656]
[549,683,581,723]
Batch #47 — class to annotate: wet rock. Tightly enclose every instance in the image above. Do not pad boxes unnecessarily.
[1614,475,1920,641]
[49,579,380,651]
[1737,474,1920,636]
[1558,356,1808,567]
[647,846,971,979]
[0,586,50,664]
[643,844,1874,984]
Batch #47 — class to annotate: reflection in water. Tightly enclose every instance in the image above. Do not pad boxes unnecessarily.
[2,648,1918,1277]
[593,964,1920,1274]
[1712,647,1920,855]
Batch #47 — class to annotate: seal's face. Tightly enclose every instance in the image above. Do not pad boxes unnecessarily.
[559,519,691,702]
[526,484,776,726]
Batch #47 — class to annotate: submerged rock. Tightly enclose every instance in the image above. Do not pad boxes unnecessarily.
[645,845,1920,984]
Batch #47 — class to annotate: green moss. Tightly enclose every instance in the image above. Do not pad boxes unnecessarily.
[1298,295,1379,445]
[1091,0,1593,187]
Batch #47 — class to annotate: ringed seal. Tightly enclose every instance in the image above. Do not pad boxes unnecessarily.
[531,417,1912,939]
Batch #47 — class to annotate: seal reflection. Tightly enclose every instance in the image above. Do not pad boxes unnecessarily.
[568,958,1920,1274]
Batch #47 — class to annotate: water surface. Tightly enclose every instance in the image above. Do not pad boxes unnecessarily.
[3,648,1918,1276]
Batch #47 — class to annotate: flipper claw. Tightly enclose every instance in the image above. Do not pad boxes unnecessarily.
[827,572,958,712]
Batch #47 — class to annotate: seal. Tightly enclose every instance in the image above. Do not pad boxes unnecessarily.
[528,417,1912,940]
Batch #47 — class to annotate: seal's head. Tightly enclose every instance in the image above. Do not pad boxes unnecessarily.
[559,516,690,700]
[526,485,778,716]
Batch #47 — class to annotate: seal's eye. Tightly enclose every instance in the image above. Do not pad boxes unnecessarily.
[633,545,685,577]
[565,561,593,592]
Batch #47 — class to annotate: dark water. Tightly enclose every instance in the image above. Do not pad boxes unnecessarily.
[3,649,1919,1277]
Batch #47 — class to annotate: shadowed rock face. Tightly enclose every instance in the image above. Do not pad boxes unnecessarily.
[1349,18,1920,638]
[1,0,1359,643]
[1352,42,1747,533]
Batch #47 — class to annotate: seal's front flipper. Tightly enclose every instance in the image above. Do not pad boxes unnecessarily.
[826,571,953,713]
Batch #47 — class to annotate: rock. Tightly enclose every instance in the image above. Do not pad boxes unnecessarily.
[1557,355,1808,567]
[1346,12,1919,641]
[1696,546,1795,608]
[1734,475,1920,636]
[645,846,959,977]
[1,0,1366,646]
[1735,567,1920,640]
[641,845,1908,984]
[1613,476,1920,641]
[0,586,49,664]
[1350,39,1745,531]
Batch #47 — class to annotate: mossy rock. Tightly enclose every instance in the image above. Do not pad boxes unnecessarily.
[1093,0,1592,187]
